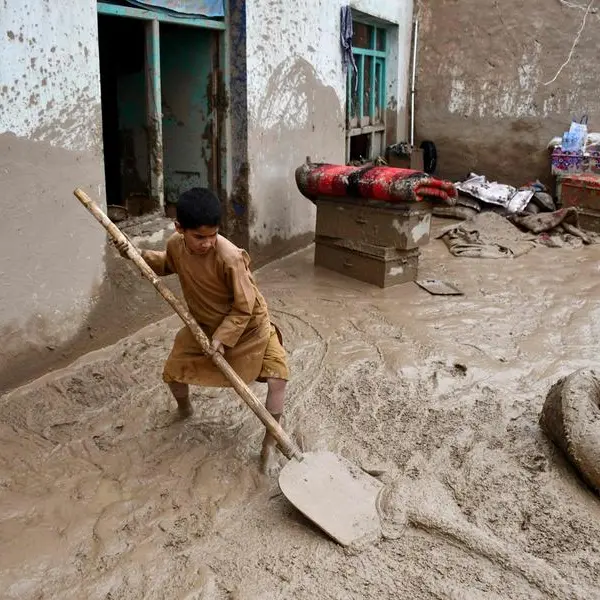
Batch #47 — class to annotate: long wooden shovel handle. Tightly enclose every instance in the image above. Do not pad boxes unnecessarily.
[74,188,303,462]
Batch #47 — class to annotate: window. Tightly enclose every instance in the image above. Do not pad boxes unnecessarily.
[347,20,387,162]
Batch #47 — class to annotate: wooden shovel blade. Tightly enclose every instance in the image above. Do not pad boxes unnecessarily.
[278,451,384,547]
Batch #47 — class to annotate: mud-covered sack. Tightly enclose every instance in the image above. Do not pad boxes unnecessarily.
[540,368,600,496]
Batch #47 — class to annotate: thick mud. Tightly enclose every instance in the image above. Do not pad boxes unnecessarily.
[2,224,600,599]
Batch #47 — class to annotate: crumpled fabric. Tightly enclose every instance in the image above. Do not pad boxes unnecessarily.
[341,6,358,82]
[509,207,587,236]
[456,173,534,213]
[438,212,535,259]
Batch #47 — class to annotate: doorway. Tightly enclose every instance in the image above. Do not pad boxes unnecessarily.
[97,11,222,219]
[160,23,219,208]
[98,15,150,214]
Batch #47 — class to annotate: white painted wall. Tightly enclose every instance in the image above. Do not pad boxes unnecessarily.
[245,0,413,253]
[0,0,106,376]
[0,0,103,151]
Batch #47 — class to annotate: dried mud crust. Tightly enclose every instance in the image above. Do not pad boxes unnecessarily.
[540,368,600,495]
[2,238,600,599]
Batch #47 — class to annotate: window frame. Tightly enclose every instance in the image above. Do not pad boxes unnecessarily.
[346,20,388,161]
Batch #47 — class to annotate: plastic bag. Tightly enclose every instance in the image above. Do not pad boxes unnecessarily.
[562,116,588,152]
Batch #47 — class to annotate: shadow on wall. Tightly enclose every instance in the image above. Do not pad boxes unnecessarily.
[249,57,344,263]
[255,57,343,130]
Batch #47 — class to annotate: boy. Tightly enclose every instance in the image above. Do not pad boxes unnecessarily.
[115,187,289,472]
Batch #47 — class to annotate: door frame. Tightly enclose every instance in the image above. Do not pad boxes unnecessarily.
[97,2,227,212]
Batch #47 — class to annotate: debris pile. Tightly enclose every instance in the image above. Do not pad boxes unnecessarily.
[540,369,600,497]
[435,173,595,251]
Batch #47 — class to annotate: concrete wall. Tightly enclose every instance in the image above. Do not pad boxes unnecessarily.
[244,0,414,261]
[416,0,600,187]
[0,0,106,381]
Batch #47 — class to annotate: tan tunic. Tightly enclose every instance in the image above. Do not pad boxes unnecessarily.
[143,233,289,387]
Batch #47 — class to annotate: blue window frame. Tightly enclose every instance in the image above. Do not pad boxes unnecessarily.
[347,22,387,129]
[347,20,387,160]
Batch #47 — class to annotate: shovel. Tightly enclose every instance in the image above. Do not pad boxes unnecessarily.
[73,188,384,547]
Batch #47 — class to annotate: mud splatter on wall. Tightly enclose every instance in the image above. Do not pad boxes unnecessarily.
[244,0,413,262]
[226,0,251,249]
[0,0,105,377]
[416,0,600,186]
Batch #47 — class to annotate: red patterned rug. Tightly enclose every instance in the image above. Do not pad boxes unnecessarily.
[296,163,457,205]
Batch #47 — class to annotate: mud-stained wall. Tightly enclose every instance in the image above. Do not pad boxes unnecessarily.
[225,0,251,250]
[0,1,105,381]
[244,0,413,262]
[416,0,600,186]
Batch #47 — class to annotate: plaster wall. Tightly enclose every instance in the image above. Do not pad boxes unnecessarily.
[0,0,106,378]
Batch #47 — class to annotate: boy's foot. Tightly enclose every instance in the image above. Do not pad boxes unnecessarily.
[260,414,284,475]
[260,435,279,476]
[177,398,194,419]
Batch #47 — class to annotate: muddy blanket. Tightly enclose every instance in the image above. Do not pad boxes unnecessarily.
[296,162,458,205]
[509,207,596,248]
[439,212,536,259]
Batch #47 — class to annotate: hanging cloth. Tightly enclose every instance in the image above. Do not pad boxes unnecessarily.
[341,5,358,85]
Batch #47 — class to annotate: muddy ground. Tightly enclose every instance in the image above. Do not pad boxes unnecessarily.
[1,223,600,599]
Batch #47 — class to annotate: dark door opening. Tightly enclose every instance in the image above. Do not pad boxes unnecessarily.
[98,15,154,216]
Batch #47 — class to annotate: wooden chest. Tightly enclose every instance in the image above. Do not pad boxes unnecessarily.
[560,173,600,211]
[314,237,419,288]
[315,198,432,250]
[574,207,600,233]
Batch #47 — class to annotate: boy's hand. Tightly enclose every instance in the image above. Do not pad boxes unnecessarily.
[112,237,133,259]
[211,339,225,355]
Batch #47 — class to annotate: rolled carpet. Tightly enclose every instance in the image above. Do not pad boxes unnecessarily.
[540,369,600,496]
[295,162,457,205]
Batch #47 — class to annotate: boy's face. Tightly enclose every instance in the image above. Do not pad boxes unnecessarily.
[176,223,219,255]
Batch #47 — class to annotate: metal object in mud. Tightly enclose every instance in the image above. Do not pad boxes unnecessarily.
[107,205,129,222]
[279,451,384,547]
[416,279,463,296]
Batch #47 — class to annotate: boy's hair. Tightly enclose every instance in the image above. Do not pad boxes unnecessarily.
[176,187,222,230]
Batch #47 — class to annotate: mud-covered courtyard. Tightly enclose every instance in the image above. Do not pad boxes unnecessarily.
[2,227,600,600]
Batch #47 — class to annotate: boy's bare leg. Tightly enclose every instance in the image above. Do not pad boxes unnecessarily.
[261,378,286,473]
[168,381,194,418]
